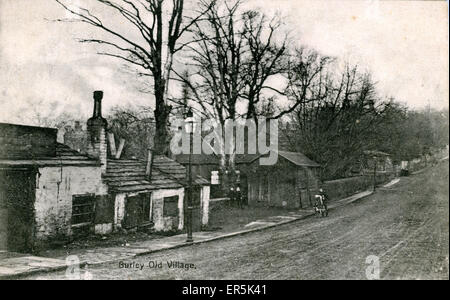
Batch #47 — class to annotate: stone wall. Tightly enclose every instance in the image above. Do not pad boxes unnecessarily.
[323,173,395,201]
[114,188,185,232]
[34,166,108,243]
[151,188,185,231]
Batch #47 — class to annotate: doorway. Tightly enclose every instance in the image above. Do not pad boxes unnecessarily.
[0,168,36,252]
[123,192,152,229]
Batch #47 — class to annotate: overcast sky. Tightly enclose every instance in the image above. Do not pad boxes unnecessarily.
[0,0,448,126]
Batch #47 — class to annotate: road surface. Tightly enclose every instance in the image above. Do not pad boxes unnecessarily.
[26,160,449,280]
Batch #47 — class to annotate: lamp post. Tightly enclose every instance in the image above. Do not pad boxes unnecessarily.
[184,107,195,243]
[373,156,377,191]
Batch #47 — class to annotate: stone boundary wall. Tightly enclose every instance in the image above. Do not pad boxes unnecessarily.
[323,173,395,201]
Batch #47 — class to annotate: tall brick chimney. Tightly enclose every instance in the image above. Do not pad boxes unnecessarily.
[87,91,107,173]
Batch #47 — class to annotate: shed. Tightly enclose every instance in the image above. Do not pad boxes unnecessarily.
[247,150,321,209]
[104,156,210,232]
[361,150,394,174]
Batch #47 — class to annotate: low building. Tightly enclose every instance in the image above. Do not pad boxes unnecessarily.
[361,150,395,174]
[0,123,107,252]
[176,150,321,209]
[104,156,209,233]
[0,91,210,253]
[246,150,321,208]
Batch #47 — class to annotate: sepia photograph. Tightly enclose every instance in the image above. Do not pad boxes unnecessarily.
[0,0,448,283]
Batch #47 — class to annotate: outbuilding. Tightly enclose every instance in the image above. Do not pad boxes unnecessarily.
[246,150,321,209]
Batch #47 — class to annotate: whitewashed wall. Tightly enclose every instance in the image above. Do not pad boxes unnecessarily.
[34,165,107,240]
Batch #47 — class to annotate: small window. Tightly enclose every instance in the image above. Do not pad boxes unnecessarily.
[72,194,95,225]
[163,196,179,217]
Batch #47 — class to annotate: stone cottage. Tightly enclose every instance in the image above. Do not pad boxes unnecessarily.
[0,123,107,252]
[0,91,210,252]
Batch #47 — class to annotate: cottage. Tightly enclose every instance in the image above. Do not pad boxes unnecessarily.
[0,91,210,252]
[67,91,211,234]
[247,150,321,209]
[104,156,210,233]
[361,150,395,174]
[0,123,107,252]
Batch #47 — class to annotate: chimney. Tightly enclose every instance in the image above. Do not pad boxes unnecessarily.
[146,148,154,180]
[87,90,108,174]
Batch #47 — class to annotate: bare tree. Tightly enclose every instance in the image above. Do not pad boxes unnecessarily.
[171,0,293,189]
[284,61,392,179]
[241,10,289,121]
[172,0,247,186]
[270,47,331,120]
[106,105,155,159]
[54,0,214,155]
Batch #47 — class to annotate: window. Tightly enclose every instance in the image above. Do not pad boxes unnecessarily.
[72,194,95,226]
[163,196,179,217]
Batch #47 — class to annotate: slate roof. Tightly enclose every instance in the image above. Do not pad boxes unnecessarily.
[0,143,99,167]
[103,155,209,193]
[277,150,320,167]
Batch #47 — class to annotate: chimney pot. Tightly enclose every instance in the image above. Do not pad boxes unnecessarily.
[93,90,104,118]
[94,90,103,101]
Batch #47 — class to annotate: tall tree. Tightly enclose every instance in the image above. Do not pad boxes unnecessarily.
[173,0,291,184]
[106,105,155,159]
[55,0,213,155]
[284,61,391,179]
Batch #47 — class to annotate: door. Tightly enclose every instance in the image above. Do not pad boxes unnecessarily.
[123,193,151,229]
[0,169,35,252]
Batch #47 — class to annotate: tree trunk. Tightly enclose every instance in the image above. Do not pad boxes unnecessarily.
[154,77,171,155]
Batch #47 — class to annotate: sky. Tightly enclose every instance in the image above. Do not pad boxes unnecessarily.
[0,0,448,126]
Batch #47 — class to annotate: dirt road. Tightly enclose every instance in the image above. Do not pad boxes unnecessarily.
[25,161,449,280]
